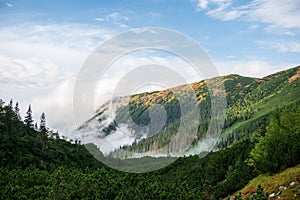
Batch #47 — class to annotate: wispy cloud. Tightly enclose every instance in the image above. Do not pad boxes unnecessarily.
[285,31,295,36]
[196,0,250,20]
[5,2,12,7]
[94,52,203,107]
[216,59,288,78]
[0,22,115,133]
[0,54,63,89]
[197,0,208,10]
[95,11,130,29]
[226,55,235,59]
[249,24,258,30]
[95,17,104,22]
[256,39,300,53]
[196,0,300,30]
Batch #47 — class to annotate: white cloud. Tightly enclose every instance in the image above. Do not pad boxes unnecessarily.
[94,52,203,108]
[5,2,12,7]
[0,54,61,89]
[197,0,208,10]
[226,55,235,59]
[216,60,284,78]
[249,24,258,30]
[95,12,130,29]
[106,12,129,22]
[0,23,112,51]
[29,79,76,135]
[94,17,104,22]
[197,0,248,20]
[206,1,249,21]
[285,31,295,36]
[0,23,115,70]
[250,0,300,30]
[0,23,115,135]
[196,0,300,30]
[0,24,114,73]
[256,40,300,53]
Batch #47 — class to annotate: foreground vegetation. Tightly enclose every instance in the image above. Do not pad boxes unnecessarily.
[1,98,300,199]
[237,164,300,199]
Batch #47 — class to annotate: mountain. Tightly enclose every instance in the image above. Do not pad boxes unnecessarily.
[1,74,300,199]
[77,66,300,157]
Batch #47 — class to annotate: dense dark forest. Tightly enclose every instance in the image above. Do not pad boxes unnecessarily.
[1,98,300,199]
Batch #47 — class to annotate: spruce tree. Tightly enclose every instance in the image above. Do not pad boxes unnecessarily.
[39,112,47,169]
[24,105,34,128]
[0,99,4,108]
[8,99,13,110]
[39,112,47,134]
[14,102,21,120]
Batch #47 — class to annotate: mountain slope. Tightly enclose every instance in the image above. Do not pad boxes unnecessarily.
[235,164,300,199]
[77,66,300,157]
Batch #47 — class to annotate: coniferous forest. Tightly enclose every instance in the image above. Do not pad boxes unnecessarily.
[2,0,300,199]
[1,68,300,199]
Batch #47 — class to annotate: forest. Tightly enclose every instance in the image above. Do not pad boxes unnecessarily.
[2,0,300,198]
[1,97,300,199]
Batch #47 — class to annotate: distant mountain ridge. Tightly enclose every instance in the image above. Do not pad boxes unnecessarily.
[77,66,300,157]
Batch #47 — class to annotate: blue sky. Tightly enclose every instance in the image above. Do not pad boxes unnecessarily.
[0,0,299,134]
[1,0,299,64]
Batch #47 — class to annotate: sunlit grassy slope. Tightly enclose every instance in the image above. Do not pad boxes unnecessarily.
[84,66,300,154]
[236,164,300,199]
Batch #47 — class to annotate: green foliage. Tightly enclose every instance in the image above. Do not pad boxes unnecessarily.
[24,105,34,128]
[0,100,258,199]
[249,106,300,174]
[1,66,300,199]
[0,142,255,199]
[0,101,101,171]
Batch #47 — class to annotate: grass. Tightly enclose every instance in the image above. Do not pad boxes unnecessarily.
[220,78,300,139]
[236,164,300,199]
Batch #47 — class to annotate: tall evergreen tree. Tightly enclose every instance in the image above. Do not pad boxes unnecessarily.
[39,112,48,169]
[24,105,34,128]
[8,99,13,110]
[14,102,21,120]
[34,123,38,131]
[40,113,46,129]
[39,112,47,136]
[0,99,4,108]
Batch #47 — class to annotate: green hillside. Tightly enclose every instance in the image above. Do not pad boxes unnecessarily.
[235,164,300,199]
[89,66,300,155]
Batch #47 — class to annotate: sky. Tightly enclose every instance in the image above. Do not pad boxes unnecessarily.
[0,0,300,137]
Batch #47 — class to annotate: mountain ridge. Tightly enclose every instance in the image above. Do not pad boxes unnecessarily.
[77,65,300,157]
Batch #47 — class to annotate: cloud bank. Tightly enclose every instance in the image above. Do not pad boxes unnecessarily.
[196,0,300,30]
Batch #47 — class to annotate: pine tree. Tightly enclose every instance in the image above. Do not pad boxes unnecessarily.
[8,99,13,110]
[0,99,4,108]
[39,112,48,169]
[24,105,34,128]
[34,123,38,131]
[39,112,47,134]
[14,102,21,120]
